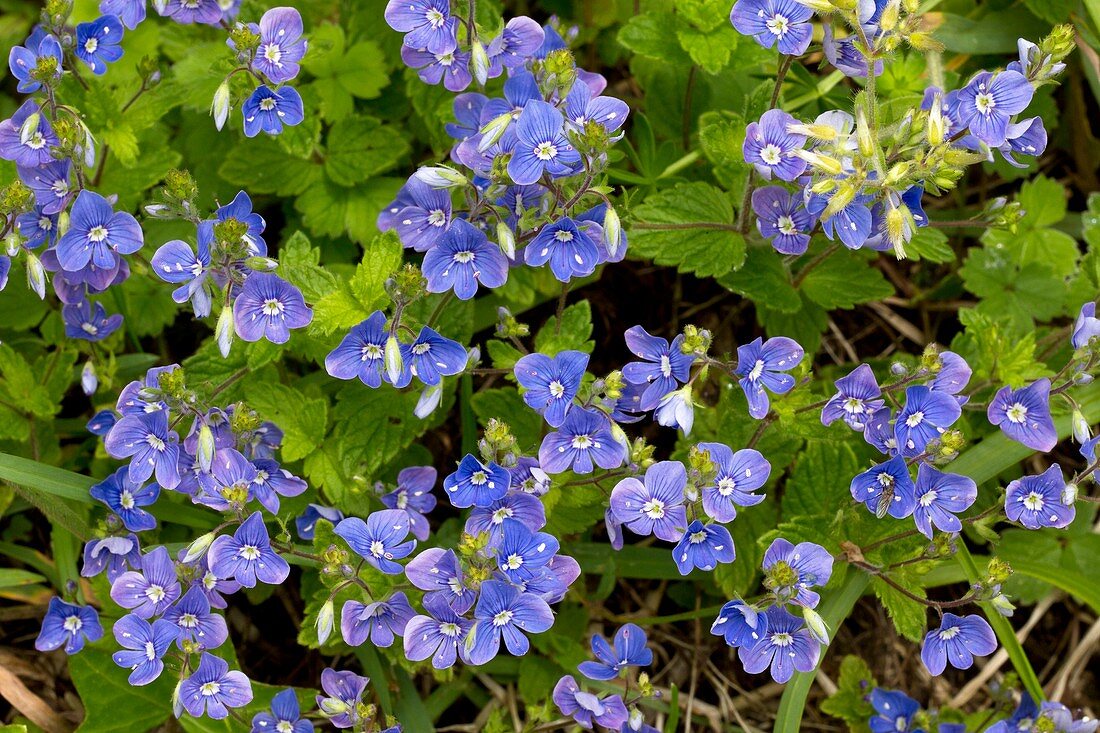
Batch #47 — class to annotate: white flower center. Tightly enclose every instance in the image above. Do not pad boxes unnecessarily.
[239,544,261,561]
[262,43,282,64]
[571,434,592,450]
[760,144,783,166]
[767,14,790,37]
[260,97,277,111]
[369,539,386,558]
[689,530,707,544]
[84,38,99,53]
[145,641,157,660]
[844,397,865,414]
[919,490,937,508]
[777,215,797,235]
[470,470,487,485]
[146,433,166,451]
[549,380,565,398]
[262,298,284,317]
[748,359,765,381]
[179,612,198,628]
[439,621,461,637]
[504,553,524,570]
[412,343,431,355]
[453,250,474,264]
[119,490,135,510]
[88,225,109,242]
[642,499,666,519]
[717,477,736,496]
[905,411,924,428]
[428,208,447,226]
[200,681,221,697]
[361,344,382,361]
[491,507,513,524]
[1023,491,1044,512]
[938,626,960,641]
[64,615,83,633]
[492,609,514,627]
[426,9,445,27]
[1006,402,1027,424]
[145,584,166,603]
[535,141,558,161]
[554,230,574,242]
[975,92,995,115]
[771,631,793,647]
[277,722,294,733]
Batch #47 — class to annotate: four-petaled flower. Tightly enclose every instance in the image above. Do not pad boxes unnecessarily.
[752,186,816,255]
[90,465,159,532]
[509,100,581,185]
[8,30,63,93]
[384,0,458,55]
[242,85,305,138]
[850,455,916,519]
[111,614,179,685]
[334,509,417,575]
[920,613,996,676]
[110,545,182,618]
[913,464,977,539]
[495,518,560,582]
[514,350,588,428]
[761,538,833,608]
[63,299,124,342]
[405,547,476,614]
[738,606,820,683]
[609,460,688,542]
[1004,464,1075,530]
[423,218,509,299]
[399,326,468,386]
[75,15,125,75]
[578,623,652,681]
[956,70,1034,147]
[341,592,417,648]
[233,272,312,344]
[252,7,308,84]
[710,600,768,648]
[622,325,695,411]
[443,454,510,508]
[316,668,369,729]
[162,585,229,651]
[525,217,601,283]
[467,579,555,665]
[35,597,103,655]
[538,407,625,475]
[893,385,962,457]
[743,110,808,181]
[208,511,290,587]
[403,593,474,669]
[251,688,313,733]
[987,378,1057,452]
[552,675,629,731]
[730,0,815,56]
[672,520,736,575]
[179,652,254,719]
[56,190,144,274]
[821,363,885,430]
[325,311,392,387]
[697,442,771,523]
[735,336,804,419]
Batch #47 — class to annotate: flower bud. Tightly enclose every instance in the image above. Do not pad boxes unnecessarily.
[1072,410,1090,444]
[1075,372,1095,386]
[793,149,845,176]
[1062,482,1078,506]
[216,304,234,357]
[244,256,279,272]
[496,222,516,260]
[855,103,875,159]
[19,111,40,146]
[183,531,217,563]
[81,360,98,396]
[316,598,334,644]
[990,592,1016,617]
[25,252,47,299]
[413,165,468,189]
[886,205,908,259]
[471,39,490,86]
[172,677,185,719]
[197,422,216,472]
[4,232,20,257]
[319,697,348,716]
[385,334,403,384]
[803,607,831,645]
[603,205,622,257]
[879,0,900,31]
[414,382,443,419]
[211,81,231,131]
[478,112,513,152]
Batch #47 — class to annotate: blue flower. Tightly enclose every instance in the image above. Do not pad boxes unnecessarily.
[381,466,438,541]
[622,326,695,411]
[405,547,476,614]
[445,92,488,143]
[384,0,457,55]
[509,100,581,185]
[931,351,972,398]
[100,0,146,29]
[251,688,313,733]
[63,299,124,342]
[538,407,625,475]
[243,85,305,137]
[988,378,1057,452]
[194,448,258,511]
[35,597,103,654]
[16,206,59,249]
[868,688,920,733]
[486,17,544,77]
[57,190,144,274]
[104,410,181,489]
[578,623,652,681]
[110,546,181,618]
[325,311,393,387]
[208,512,290,587]
[525,217,601,282]
[998,117,1047,168]
[863,407,898,455]
[495,518,559,583]
[403,594,473,669]
[75,15,125,75]
[920,613,996,676]
[609,461,688,542]
[738,606,819,683]
[656,384,691,432]
[250,458,306,514]
[466,580,554,665]
[553,676,628,730]
[233,273,312,344]
[341,591,417,648]
[894,385,962,457]
[810,189,875,250]
[710,600,768,648]
[913,465,977,539]
[563,80,629,133]
[162,585,229,651]
[443,454,510,508]
[752,186,815,255]
[0,101,58,167]
[735,336,804,419]
[400,45,471,92]
[387,177,452,252]
[81,533,141,583]
[0,256,8,292]
[400,326,468,386]
[90,466,159,532]
[743,110,808,182]
[956,70,1034,147]
[151,227,212,316]
[335,510,417,575]
[111,614,179,685]
[252,7,307,84]
[158,0,224,25]
[423,218,509,299]
[8,30,62,92]
[697,443,770,522]
[730,0,814,55]
[465,492,546,546]
[180,653,254,719]
[316,669,369,729]
[295,504,344,541]
[850,455,916,519]
[1073,302,1100,349]
[762,538,833,608]
[215,191,268,254]
[514,350,588,427]
[673,520,736,575]
[1004,464,1075,530]
[19,160,73,216]
[87,409,118,437]
[821,364,884,430]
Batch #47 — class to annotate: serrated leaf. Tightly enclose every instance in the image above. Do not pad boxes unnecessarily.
[617,13,692,65]
[534,301,594,355]
[630,182,746,278]
[324,115,410,186]
[278,231,339,302]
[676,24,737,75]
[908,227,955,263]
[820,655,878,732]
[871,574,927,642]
[719,244,799,313]
[311,231,403,335]
[244,382,328,462]
[799,251,894,310]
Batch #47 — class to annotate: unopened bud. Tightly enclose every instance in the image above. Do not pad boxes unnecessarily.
[855,103,875,158]
[414,165,468,189]
[479,112,513,152]
[216,305,234,357]
[316,599,334,644]
[19,111,40,146]
[793,149,845,176]
[927,96,946,146]
[81,360,98,396]
[603,206,622,257]
[471,39,489,86]
[496,222,515,260]
[385,334,403,384]
[879,0,900,31]
[414,382,443,419]
[244,256,279,272]
[1062,482,1078,506]
[197,422,216,472]
[803,607,830,645]
[211,81,231,131]
[25,252,47,299]
[183,531,217,563]
[1072,410,1090,444]
[787,122,838,141]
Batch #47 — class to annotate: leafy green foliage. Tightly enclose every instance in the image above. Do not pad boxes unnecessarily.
[821,656,878,732]
[629,183,746,277]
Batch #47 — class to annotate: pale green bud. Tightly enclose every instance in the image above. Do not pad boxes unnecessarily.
[216,305,234,357]
[603,205,622,257]
[25,252,47,299]
[414,165,468,189]
[803,607,831,645]
[471,39,490,86]
[496,222,516,260]
[479,112,513,152]
[183,531,217,563]
[385,334,403,384]
[316,598,334,644]
[211,81,231,131]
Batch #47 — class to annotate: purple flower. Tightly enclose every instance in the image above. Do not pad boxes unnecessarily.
[162,585,228,650]
[1005,464,1075,530]
[495,519,559,582]
[656,388,693,433]
[316,669,369,729]
[334,510,417,575]
[752,186,814,255]
[710,600,768,648]
[480,71,541,144]
[242,85,305,137]
[75,15,125,75]
[609,461,688,542]
[998,117,1047,168]
[931,351,972,397]
[525,217,601,282]
[743,110,807,182]
[90,466,159,532]
[553,675,629,730]
[863,407,898,455]
[1073,302,1100,349]
[486,16,544,77]
[988,378,1057,452]
[920,613,996,676]
[403,593,473,669]
[515,350,588,428]
[762,538,833,608]
[956,70,1034,147]
[563,80,629,133]
[180,653,253,719]
[913,465,977,539]
[325,311,392,387]
[8,31,62,93]
[56,190,144,274]
[100,0,146,29]
[158,0,223,24]
[110,545,182,618]
[520,554,580,604]
[465,492,546,545]
[868,689,920,733]
[730,0,814,55]
[738,606,820,683]
[443,454,510,508]
[252,7,307,83]
[214,191,267,254]
[894,385,962,457]
[735,336,804,419]
[509,457,550,496]
[578,623,651,681]
[622,326,695,411]
[405,547,475,614]
[812,190,874,250]
[822,24,883,78]
[341,591,416,648]
[384,0,457,55]
[389,177,452,252]
[81,533,141,583]
[194,448,257,511]
[423,218,508,299]
[381,466,438,541]
[251,688,312,733]
[208,512,290,587]
[0,101,58,167]
[697,443,770,523]
[400,326,468,386]
[538,407,625,475]
[445,93,488,142]
[35,597,103,654]
[850,455,916,519]
[152,230,212,316]
[401,45,472,92]
[295,504,344,541]
[233,273,312,344]
[16,206,59,249]
[673,520,735,575]
[509,100,581,186]
[63,300,124,342]
[466,580,554,665]
[821,364,884,430]
[250,458,306,515]
[104,410,181,489]
[111,614,178,685]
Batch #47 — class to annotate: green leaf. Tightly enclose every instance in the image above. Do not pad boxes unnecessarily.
[820,656,877,732]
[219,136,320,197]
[534,301,594,356]
[324,115,410,186]
[698,112,749,191]
[908,228,955,263]
[243,382,328,463]
[617,13,692,65]
[1017,175,1067,228]
[311,231,404,335]
[278,231,339,302]
[470,389,543,452]
[798,250,895,310]
[0,344,56,418]
[630,182,746,278]
[676,25,738,75]
[719,244,799,313]
[871,574,927,642]
[0,568,45,589]
[307,25,389,121]
[70,646,173,732]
